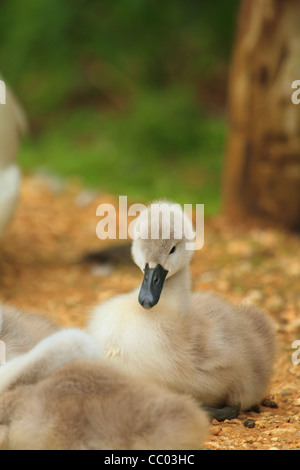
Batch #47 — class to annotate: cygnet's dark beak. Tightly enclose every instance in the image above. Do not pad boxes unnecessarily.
[138,263,168,309]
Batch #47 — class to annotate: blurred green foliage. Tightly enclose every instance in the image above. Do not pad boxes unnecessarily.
[0,0,239,212]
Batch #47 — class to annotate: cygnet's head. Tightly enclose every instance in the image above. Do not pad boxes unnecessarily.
[131,201,195,309]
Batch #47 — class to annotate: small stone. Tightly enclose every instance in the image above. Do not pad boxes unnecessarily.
[211,426,222,436]
[262,398,278,409]
[252,442,261,448]
[228,419,241,424]
[244,419,255,428]
[249,404,260,413]
[255,420,265,428]
[207,442,223,450]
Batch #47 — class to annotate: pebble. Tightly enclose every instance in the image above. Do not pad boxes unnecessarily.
[206,442,223,450]
[211,426,222,436]
[262,398,278,409]
[252,442,261,448]
[244,419,255,428]
[255,420,265,428]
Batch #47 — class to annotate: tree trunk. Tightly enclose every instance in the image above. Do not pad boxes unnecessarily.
[223,0,300,230]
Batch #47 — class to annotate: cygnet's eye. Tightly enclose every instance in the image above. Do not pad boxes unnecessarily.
[169,246,176,255]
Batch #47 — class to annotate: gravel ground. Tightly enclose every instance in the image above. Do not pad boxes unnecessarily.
[0,176,299,450]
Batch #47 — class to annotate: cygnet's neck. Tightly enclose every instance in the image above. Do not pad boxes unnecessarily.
[159,265,191,316]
